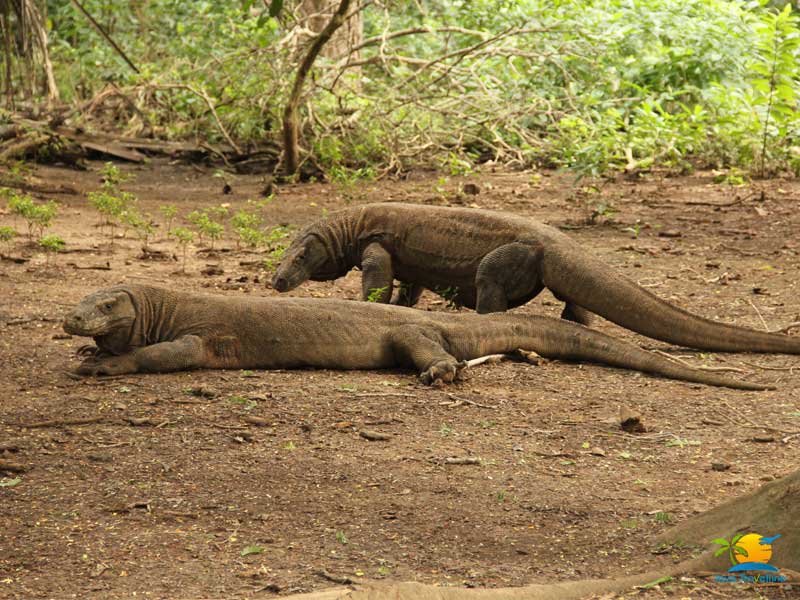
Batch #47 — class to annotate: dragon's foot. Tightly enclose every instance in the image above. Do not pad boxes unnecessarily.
[74,355,136,376]
[420,359,467,386]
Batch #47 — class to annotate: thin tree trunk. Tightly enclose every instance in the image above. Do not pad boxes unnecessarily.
[281,0,352,175]
[25,0,59,102]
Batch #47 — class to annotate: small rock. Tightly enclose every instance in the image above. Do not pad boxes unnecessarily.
[619,405,646,433]
[658,229,682,238]
[462,183,480,195]
[52,333,72,340]
[752,435,775,443]
[711,462,731,472]
[590,447,606,457]
[187,386,218,399]
[126,417,152,427]
[201,264,224,276]
[244,416,270,427]
[359,430,391,441]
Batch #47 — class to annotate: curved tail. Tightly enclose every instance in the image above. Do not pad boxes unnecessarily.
[541,246,800,354]
[456,315,773,391]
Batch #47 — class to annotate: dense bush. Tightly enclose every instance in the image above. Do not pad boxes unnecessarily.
[40,0,800,176]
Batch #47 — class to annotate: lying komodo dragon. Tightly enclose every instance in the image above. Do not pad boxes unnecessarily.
[272,202,800,354]
[61,284,770,390]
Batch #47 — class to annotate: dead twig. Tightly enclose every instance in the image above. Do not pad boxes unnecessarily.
[17,416,105,428]
[0,459,27,473]
[748,299,770,332]
[443,393,497,409]
[318,570,359,585]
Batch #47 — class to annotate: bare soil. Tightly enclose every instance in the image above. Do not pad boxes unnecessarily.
[1,161,799,600]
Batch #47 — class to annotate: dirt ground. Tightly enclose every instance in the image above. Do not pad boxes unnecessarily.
[1,160,799,600]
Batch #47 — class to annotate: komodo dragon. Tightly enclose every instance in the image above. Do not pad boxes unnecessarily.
[272,202,800,354]
[61,284,770,390]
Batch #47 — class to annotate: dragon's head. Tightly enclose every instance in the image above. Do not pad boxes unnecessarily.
[272,234,332,292]
[63,288,136,337]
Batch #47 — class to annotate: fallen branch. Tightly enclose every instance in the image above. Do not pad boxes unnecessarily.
[17,416,106,428]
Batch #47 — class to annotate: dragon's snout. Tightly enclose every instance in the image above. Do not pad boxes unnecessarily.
[272,275,289,292]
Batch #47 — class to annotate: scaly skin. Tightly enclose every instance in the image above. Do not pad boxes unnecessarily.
[62,284,772,390]
[272,203,800,354]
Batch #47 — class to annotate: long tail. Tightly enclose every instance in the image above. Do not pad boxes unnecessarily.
[452,315,773,391]
[540,245,800,354]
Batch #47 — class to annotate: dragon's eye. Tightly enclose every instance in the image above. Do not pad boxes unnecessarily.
[104,302,114,310]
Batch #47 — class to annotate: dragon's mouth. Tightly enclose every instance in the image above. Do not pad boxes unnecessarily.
[63,318,108,336]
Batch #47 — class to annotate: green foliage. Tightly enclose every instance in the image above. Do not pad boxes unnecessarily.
[88,165,137,244]
[187,209,225,248]
[123,210,156,249]
[0,225,16,248]
[39,0,800,176]
[39,234,66,265]
[171,227,194,272]
[100,162,134,188]
[366,286,389,302]
[7,192,58,242]
[231,208,263,249]
[159,204,178,234]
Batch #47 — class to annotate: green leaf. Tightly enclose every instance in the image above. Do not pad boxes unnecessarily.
[711,538,730,547]
[714,547,728,557]
[0,478,21,487]
[734,545,748,557]
[268,0,283,18]
[241,545,265,556]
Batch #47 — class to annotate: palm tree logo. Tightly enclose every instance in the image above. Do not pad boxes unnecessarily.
[712,534,749,566]
[712,533,782,573]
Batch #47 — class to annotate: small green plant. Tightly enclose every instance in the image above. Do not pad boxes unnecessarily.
[752,5,800,177]
[88,190,134,244]
[335,531,348,545]
[713,169,748,186]
[123,210,156,250]
[590,203,617,223]
[99,162,133,188]
[622,222,643,238]
[231,209,263,250]
[159,204,178,235]
[496,490,507,503]
[187,209,225,248]
[366,286,389,302]
[439,423,453,436]
[38,234,65,266]
[0,225,17,252]
[654,512,673,524]
[171,227,194,272]
[263,244,286,270]
[8,193,58,242]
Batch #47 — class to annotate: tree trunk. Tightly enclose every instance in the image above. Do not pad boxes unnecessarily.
[281,0,353,176]
[278,469,800,599]
[298,0,362,61]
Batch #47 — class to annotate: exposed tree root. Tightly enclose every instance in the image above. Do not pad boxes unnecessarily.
[280,470,799,599]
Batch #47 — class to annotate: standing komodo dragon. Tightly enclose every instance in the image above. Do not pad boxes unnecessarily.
[62,284,771,390]
[272,202,800,354]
